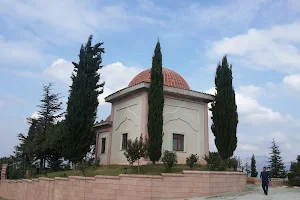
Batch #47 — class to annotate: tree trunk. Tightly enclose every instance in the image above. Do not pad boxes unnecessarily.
[138,160,140,174]
[39,158,43,172]
[72,161,76,170]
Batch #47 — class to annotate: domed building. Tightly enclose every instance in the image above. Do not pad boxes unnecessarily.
[94,68,214,165]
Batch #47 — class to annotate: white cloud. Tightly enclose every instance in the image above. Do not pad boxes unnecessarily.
[43,59,74,85]
[207,22,300,73]
[283,74,300,91]
[183,0,270,29]
[267,132,287,143]
[30,112,41,119]
[237,144,258,151]
[205,83,300,161]
[44,59,144,105]
[0,35,48,66]
[239,85,264,98]
[206,85,288,125]
[98,62,144,105]
[0,0,165,44]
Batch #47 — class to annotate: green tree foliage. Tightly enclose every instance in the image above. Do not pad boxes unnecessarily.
[227,157,238,171]
[64,35,105,164]
[251,154,258,177]
[268,139,286,178]
[17,83,62,172]
[203,152,239,171]
[43,121,66,171]
[186,154,199,169]
[210,55,238,160]
[290,155,300,173]
[289,177,300,187]
[288,155,300,183]
[287,172,299,180]
[147,41,164,163]
[124,135,148,174]
[203,152,226,171]
[23,118,44,171]
[161,150,177,172]
[35,83,63,170]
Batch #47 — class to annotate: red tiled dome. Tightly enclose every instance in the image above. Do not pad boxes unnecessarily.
[128,68,190,90]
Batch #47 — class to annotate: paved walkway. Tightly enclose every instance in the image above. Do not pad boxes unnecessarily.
[185,185,300,200]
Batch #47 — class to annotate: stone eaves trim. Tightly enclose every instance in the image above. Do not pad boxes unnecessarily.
[105,82,215,103]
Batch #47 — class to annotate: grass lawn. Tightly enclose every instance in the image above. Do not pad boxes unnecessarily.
[35,164,210,178]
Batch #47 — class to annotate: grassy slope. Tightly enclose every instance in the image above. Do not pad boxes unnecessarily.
[36,164,210,178]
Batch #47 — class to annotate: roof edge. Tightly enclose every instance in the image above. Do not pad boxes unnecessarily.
[105,82,215,103]
[93,121,112,128]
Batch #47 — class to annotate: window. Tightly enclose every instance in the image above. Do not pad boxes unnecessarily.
[101,138,106,154]
[173,134,184,151]
[121,133,128,150]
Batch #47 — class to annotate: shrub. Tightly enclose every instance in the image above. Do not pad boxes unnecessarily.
[287,172,300,180]
[64,164,71,171]
[203,152,226,171]
[289,177,300,187]
[77,159,92,176]
[124,135,148,174]
[227,157,238,171]
[91,158,101,171]
[161,150,177,172]
[186,154,199,169]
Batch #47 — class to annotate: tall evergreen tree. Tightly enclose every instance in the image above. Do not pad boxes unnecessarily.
[210,55,238,160]
[36,83,63,170]
[147,40,164,163]
[250,154,258,177]
[268,139,286,178]
[64,35,105,164]
[43,121,66,170]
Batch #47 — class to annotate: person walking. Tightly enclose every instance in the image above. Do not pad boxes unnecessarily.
[260,167,271,195]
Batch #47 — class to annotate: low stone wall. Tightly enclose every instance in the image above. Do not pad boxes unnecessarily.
[247,177,289,187]
[0,171,246,200]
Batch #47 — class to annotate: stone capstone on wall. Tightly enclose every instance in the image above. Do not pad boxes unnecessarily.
[0,170,246,200]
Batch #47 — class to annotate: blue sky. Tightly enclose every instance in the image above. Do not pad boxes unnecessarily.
[1,0,300,165]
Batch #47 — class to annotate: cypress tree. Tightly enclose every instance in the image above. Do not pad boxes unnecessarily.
[250,154,258,177]
[210,55,238,160]
[268,139,286,178]
[147,40,164,163]
[64,35,105,164]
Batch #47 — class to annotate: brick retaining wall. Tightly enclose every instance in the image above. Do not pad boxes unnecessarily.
[0,171,246,200]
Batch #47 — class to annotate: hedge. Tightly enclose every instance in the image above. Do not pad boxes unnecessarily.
[289,177,300,187]
[287,172,300,180]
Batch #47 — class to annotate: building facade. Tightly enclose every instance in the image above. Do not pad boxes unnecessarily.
[94,68,214,165]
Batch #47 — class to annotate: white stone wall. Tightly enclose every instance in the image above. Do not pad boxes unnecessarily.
[97,131,109,165]
[162,97,206,163]
[110,95,143,164]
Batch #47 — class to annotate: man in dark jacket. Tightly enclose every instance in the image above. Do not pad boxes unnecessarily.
[260,167,271,195]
